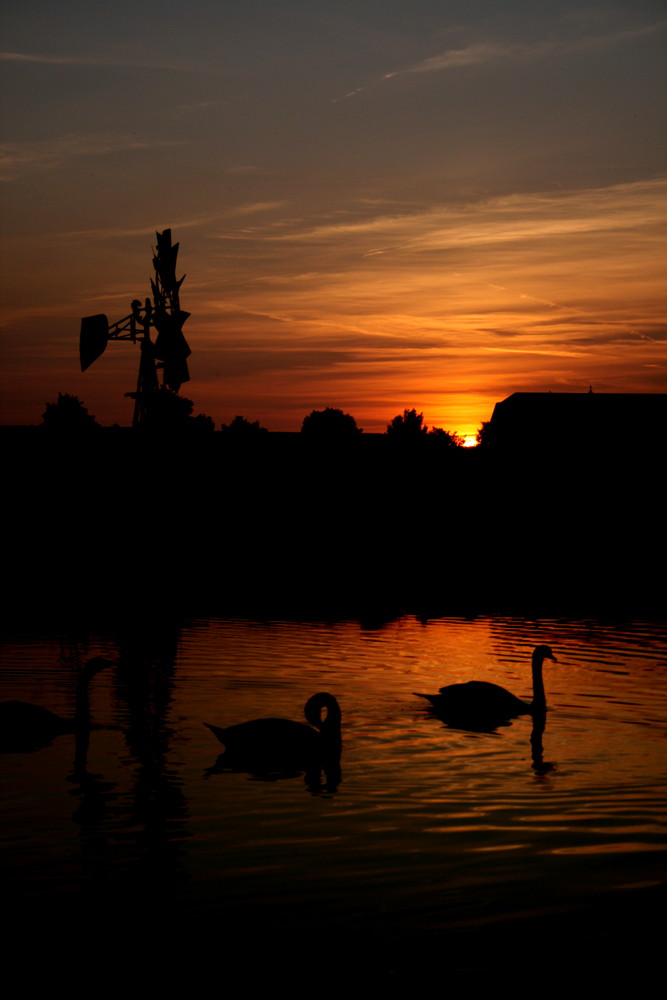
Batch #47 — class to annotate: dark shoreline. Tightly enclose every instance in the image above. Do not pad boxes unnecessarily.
[4,425,664,624]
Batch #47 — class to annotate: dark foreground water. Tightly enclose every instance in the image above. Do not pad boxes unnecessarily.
[1,616,666,987]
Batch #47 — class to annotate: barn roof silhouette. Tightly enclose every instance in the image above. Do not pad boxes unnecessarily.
[487,391,667,451]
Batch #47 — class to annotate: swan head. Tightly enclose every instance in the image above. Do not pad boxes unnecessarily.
[304,693,341,733]
[534,645,557,664]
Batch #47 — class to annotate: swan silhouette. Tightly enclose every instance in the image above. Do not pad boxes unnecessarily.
[0,657,115,752]
[414,645,556,727]
[204,692,342,769]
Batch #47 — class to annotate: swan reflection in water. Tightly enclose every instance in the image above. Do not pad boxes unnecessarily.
[204,692,342,792]
[0,657,116,753]
[0,656,120,838]
[529,710,555,776]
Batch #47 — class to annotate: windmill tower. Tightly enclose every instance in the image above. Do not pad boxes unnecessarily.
[79,230,191,427]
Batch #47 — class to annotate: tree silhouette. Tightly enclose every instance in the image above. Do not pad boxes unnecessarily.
[221,415,268,436]
[386,409,428,439]
[190,413,216,433]
[141,388,194,429]
[301,408,362,439]
[133,388,215,432]
[428,426,463,448]
[476,421,496,448]
[386,409,462,446]
[42,393,100,432]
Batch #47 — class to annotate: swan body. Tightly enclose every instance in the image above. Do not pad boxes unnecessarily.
[414,645,556,727]
[0,657,115,752]
[204,692,341,767]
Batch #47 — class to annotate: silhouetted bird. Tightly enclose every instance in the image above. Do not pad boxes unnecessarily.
[0,657,115,752]
[414,645,556,727]
[204,692,342,769]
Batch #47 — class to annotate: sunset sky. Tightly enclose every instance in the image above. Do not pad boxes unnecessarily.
[2,1,665,438]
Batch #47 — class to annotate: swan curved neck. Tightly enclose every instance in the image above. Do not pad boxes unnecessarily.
[305,693,341,732]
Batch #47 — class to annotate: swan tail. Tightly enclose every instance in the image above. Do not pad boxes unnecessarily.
[203,722,227,745]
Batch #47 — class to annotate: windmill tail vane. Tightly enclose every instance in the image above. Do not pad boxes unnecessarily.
[79,229,191,427]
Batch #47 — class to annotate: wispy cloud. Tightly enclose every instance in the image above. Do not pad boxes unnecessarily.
[226,165,273,176]
[0,51,98,65]
[217,178,667,256]
[408,22,667,75]
[0,133,186,181]
[0,49,197,73]
[54,204,291,244]
[409,43,512,73]
[228,202,287,217]
[196,174,666,395]
[333,19,667,101]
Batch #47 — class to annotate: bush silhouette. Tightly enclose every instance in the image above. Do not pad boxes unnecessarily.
[42,393,100,432]
[221,415,268,436]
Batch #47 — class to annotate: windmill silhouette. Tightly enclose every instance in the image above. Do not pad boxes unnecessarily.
[80,230,191,427]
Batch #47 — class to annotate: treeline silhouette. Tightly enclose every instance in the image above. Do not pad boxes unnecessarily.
[4,393,663,622]
[38,395,464,445]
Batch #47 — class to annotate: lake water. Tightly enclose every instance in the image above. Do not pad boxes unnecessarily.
[1,615,666,987]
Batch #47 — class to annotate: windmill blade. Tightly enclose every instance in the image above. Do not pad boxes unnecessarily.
[80,314,109,371]
[153,309,191,361]
[163,357,190,392]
